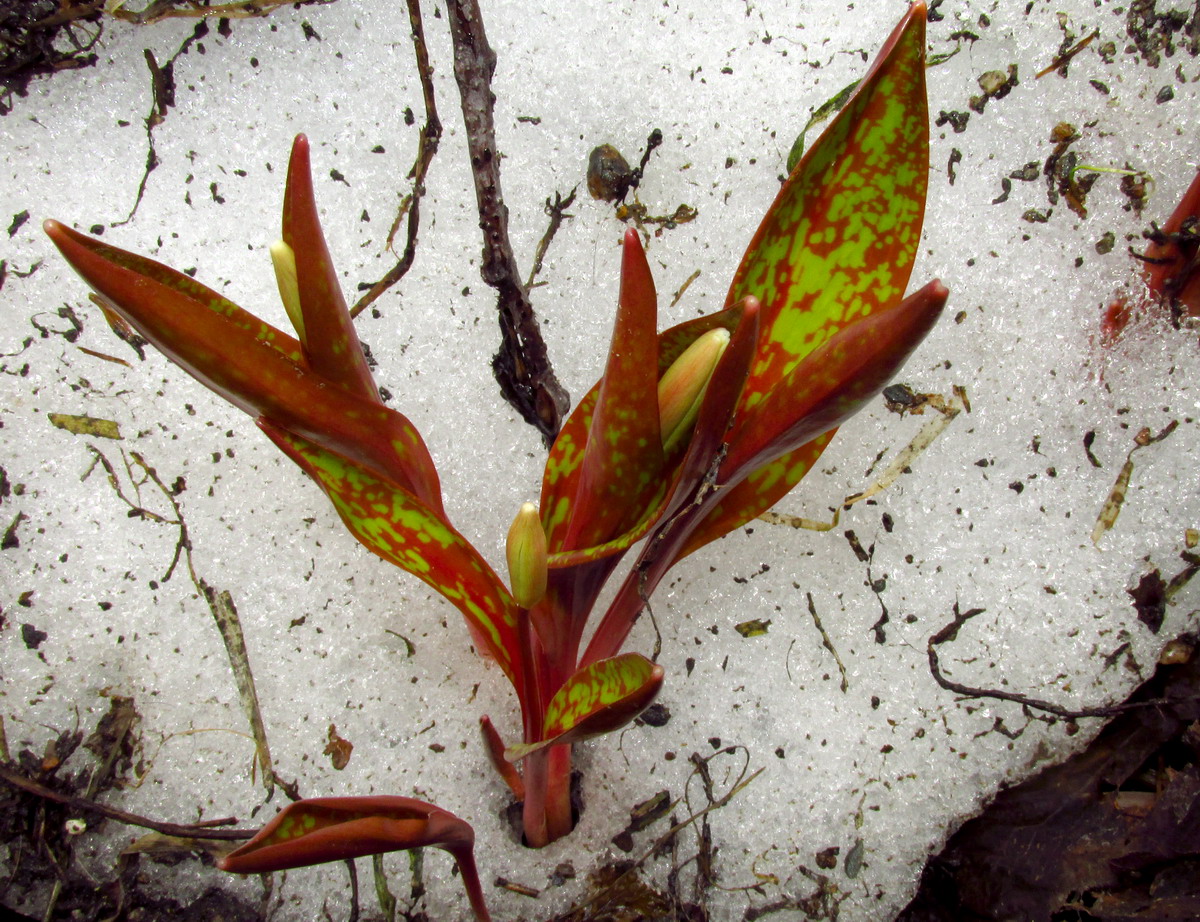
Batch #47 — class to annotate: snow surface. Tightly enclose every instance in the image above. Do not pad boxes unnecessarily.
[2,0,1199,919]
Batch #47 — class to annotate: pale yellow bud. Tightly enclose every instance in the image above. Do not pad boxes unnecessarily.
[269,240,305,345]
[656,327,730,453]
[506,502,548,609]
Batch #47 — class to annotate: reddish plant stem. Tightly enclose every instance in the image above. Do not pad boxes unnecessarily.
[520,743,573,847]
[543,743,573,843]
[449,843,494,922]
[522,744,551,847]
[580,495,713,668]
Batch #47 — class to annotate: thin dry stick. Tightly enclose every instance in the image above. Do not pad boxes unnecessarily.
[86,447,292,799]
[0,763,251,841]
[351,0,442,318]
[928,601,1178,720]
[445,0,570,445]
[1035,28,1100,79]
[526,188,577,290]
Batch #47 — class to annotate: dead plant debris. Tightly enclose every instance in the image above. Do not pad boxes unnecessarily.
[324,723,354,770]
[899,634,1200,922]
[446,0,570,445]
[1092,420,1178,546]
[47,411,121,439]
[350,0,441,319]
[0,696,256,920]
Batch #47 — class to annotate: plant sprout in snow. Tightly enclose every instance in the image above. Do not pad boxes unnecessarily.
[44,2,946,914]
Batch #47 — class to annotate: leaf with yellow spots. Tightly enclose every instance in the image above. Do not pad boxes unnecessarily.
[722,279,947,480]
[543,298,757,570]
[43,220,301,364]
[667,2,950,553]
[43,218,445,515]
[680,433,834,559]
[219,796,492,921]
[540,230,662,552]
[723,3,935,463]
[558,229,664,552]
[259,421,521,695]
[504,653,663,761]
[578,5,946,671]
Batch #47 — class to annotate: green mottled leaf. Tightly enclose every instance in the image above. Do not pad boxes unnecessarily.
[681,433,833,559]
[259,421,521,694]
[562,229,664,550]
[725,4,932,457]
[44,220,301,362]
[44,219,446,515]
[504,653,663,761]
[544,300,757,570]
[219,796,493,922]
[219,796,466,873]
[539,385,594,549]
[686,278,948,558]
[722,279,948,479]
[541,231,663,552]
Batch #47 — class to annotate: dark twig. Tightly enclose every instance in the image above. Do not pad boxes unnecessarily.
[115,23,209,227]
[630,128,664,193]
[928,601,1175,719]
[1035,28,1100,79]
[351,0,442,319]
[526,187,577,290]
[0,762,252,841]
[445,0,570,445]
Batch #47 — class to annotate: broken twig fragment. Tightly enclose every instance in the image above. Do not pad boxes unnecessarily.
[445,0,569,444]
[351,0,441,318]
[1092,421,1178,545]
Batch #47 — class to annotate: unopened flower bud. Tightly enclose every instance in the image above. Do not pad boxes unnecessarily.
[657,327,730,453]
[506,502,547,609]
[270,240,305,344]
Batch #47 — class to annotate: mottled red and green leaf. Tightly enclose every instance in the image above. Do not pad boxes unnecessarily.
[260,422,521,692]
[727,5,930,413]
[504,653,663,760]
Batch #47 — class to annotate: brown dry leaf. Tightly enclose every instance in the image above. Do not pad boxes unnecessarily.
[324,723,353,770]
[553,862,677,922]
[122,832,236,864]
[897,637,1200,921]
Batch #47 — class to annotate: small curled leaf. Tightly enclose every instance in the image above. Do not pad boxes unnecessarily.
[219,796,491,922]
